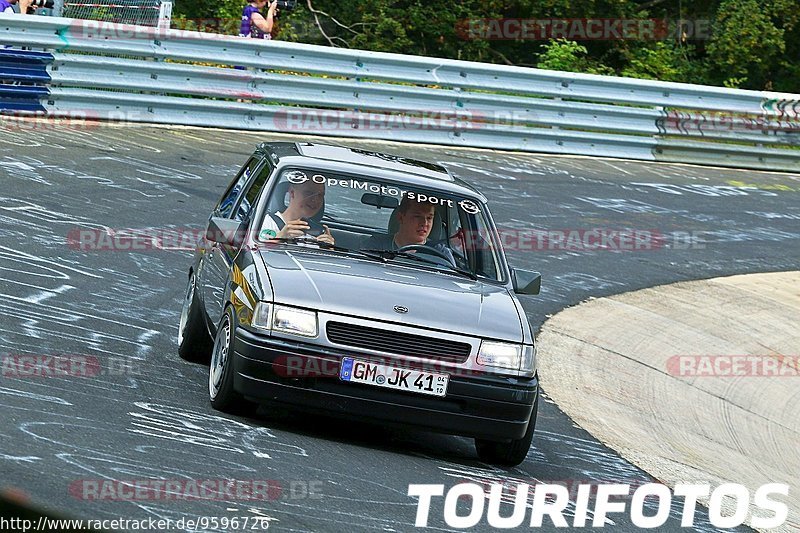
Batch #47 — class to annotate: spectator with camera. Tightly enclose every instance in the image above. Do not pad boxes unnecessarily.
[239,0,278,39]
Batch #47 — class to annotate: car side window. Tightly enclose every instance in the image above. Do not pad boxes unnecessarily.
[217,158,260,219]
[445,205,465,255]
[461,209,500,280]
[234,161,273,222]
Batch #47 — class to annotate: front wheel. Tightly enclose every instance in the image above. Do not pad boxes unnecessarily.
[178,272,212,363]
[208,307,251,413]
[475,394,538,466]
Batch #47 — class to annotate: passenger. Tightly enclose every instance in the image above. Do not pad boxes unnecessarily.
[365,196,454,263]
[260,179,334,245]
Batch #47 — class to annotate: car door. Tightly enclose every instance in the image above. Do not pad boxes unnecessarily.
[201,156,271,330]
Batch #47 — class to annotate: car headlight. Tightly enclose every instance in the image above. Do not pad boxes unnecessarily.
[272,305,318,337]
[477,341,536,372]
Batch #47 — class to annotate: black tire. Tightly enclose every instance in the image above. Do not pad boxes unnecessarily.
[177,272,212,363]
[475,394,538,467]
[208,306,254,414]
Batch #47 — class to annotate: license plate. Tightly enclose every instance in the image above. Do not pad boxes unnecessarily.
[339,358,448,397]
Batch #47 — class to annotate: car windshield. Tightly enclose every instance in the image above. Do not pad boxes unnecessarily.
[256,167,504,281]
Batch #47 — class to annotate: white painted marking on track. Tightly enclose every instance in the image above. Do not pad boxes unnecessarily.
[21,284,75,304]
[0,454,41,463]
[0,387,73,405]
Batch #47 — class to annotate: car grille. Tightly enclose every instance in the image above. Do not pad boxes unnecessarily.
[326,322,472,363]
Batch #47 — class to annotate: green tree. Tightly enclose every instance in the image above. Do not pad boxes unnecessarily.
[536,39,613,75]
[620,41,701,83]
[705,0,786,89]
[769,0,800,91]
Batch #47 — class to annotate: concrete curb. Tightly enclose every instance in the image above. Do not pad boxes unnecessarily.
[537,271,800,532]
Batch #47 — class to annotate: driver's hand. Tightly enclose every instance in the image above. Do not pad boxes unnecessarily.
[316,225,335,245]
[277,219,309,239]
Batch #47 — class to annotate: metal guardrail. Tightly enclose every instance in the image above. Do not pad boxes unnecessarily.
[1,14,799,171]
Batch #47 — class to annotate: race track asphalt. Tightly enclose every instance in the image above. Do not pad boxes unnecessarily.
[1,123,798,532]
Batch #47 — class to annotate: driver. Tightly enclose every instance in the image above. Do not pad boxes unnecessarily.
[364,197,455,264]
[260,180,335,245]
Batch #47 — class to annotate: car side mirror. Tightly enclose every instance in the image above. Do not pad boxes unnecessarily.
[206,217,246,247]
[511,269,541,295]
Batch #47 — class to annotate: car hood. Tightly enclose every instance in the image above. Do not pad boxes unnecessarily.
[258,248,524,342]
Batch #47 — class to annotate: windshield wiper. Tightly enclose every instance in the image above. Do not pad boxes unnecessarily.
[360,249,478,280]
[355,249,390,262]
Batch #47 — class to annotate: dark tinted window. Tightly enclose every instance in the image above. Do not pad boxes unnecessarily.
[217,158,261,218]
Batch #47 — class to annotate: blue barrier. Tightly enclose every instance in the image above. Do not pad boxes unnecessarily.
[0,49,52,113]
[0,49,54,65]
[0,84,49,111]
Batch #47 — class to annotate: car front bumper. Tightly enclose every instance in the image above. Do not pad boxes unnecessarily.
[232,327,538,441]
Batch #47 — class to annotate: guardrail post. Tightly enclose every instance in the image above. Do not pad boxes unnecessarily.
[158,1,172,31]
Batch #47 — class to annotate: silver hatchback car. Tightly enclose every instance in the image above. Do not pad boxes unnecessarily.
[178,142,542,466]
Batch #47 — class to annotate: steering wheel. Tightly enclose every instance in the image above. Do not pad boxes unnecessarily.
[397,244,456,266]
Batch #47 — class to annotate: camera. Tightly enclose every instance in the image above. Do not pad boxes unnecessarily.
[26,0,54,11]
[275,0,295,11]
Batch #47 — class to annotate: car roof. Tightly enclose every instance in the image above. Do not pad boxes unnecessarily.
[257,142,486,200]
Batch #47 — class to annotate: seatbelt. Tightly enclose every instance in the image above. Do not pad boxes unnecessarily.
[258,213,285,240]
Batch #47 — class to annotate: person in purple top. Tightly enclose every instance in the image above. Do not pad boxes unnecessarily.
[239,0,278,40]
[1,0,32,14]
